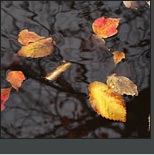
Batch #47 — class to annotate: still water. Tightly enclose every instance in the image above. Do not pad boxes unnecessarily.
[1,1,150,138]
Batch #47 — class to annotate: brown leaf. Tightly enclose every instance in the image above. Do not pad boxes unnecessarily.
[6,71,26,91]
[107,73,138,96]
[92,17,120,38]
[88,81,126,122]
[123,1,138,9]
[17,38,55,58]
[44,61,72,81]
[18,29,45,45]
[1,88,12,111]
[113,51,125,65]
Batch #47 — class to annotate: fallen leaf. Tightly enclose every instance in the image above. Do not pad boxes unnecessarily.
[113,51,125,65]
[88,81,126,122]
[17,38,55,58]
[147,1,150,6]
[1,88,12,111]
[6,71,26,91]
[18,29,45,45]
[92,17,120,38]
[44,61,72,81]
[107,73,138,96]
[123,1,138,9]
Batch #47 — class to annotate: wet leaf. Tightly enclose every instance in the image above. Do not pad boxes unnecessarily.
[92,17,120,38]
[123,1,138,9]
[147,1,150,6]
[113,51,125,65]
[88,81,126,122]
[17,38,55,58]
[44,61,72,81]
[1,88,12,111]
[18,29,45,45]
[107,73,138,96]
[6,71,26,91]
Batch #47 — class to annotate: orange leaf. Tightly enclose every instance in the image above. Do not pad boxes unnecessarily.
[44,61,72,81]
[17,38,55,58]
[88,81,126,122]
[107,73,138,96]
[18,29,45,45]
[123,1,138,9]
[92,17,120,38]
[6,71,26,91]
[113,51,125,64]
[1,88,12,111]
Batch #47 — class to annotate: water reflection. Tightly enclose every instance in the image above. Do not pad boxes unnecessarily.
[1,1,150,138]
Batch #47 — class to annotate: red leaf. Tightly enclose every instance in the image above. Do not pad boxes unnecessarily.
[1,88,12,111]
[92,17,120,38]
[6,71,26,91]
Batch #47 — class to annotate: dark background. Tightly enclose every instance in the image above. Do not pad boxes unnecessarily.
[1,1,150,138]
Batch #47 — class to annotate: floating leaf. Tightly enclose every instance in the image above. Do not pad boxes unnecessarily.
[44,61,72,81]
[1,88,12,111]
[17,38,55,58]
[147,1,150,6]
[18,29,45,45]
[107,73,138,96]
[123,1,138,9]
[92,17,120,38]
[113,51,125,65]
[6,71,26,91]
[88,81,126,122]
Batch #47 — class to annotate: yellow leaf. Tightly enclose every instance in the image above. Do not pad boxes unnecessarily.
[17,38,55,58]
[6,71,26,91]
[44,61,72,81]
[113,51,125,65]
[107,73,138,96]
[18,29,45,45]
[88,81,126,122]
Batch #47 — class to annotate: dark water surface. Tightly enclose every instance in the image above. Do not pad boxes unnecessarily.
[1,1,150,138]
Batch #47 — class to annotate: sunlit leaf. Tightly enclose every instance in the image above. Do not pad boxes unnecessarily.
[18,29,45,45]
[6,71,26,91]
[92,17,120,38]
[44,61,72,81]
[123,1,138,9]
[113,51,125,65]
[88,81,126,122]
[17,38,55,58]
[147,1,150,6]
[107,73,138,96]
[1,88,12,111]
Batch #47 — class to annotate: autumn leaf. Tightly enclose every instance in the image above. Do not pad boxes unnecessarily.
[44,61,72,81]
[18,29,45,45]
[123,1,138,9]
[113,51,125,65]
[147,1,150,6]
[88,81,126,122]
[17,38,55,58]
[92,17,120,38]
[107,73,138,96]
[6,71,26,91]
[1,88,12,111]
